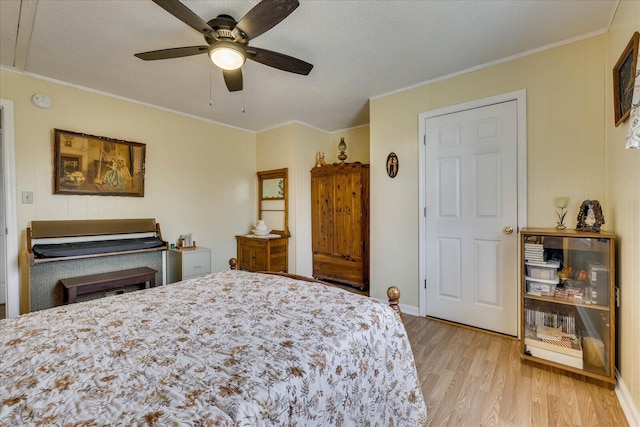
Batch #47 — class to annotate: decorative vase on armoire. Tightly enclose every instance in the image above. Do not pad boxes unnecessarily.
[310,162,369,290]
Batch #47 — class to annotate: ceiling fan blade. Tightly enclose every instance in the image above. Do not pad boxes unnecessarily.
[247,47,313,75]
[135,46,209,61]
[223,69,243,92]
[233,0,299,40]
[152,0,214,36]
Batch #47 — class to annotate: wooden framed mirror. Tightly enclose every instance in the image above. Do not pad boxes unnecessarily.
[257,168,289,236]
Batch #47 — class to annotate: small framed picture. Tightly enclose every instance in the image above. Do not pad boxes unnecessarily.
[613,32,639,127]
[576,200,605,232]
[386,152,399,178]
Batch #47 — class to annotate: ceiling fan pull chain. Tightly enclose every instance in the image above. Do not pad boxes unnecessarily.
[209,71,214,107]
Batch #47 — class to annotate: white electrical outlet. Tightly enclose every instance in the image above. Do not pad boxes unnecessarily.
[22,191,34,204]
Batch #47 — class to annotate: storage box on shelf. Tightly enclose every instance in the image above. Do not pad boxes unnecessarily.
[519,228,616,388]
[526,260,560,280]
[525,276,558,297]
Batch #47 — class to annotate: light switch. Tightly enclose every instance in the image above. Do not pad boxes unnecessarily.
[22,191,33,204]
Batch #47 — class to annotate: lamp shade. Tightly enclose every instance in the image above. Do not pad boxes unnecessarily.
[209,42,245,71]
[625,48,640,149]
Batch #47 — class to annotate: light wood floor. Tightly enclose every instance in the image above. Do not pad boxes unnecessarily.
[403,315,628,427]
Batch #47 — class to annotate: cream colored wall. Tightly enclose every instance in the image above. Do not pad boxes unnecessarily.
[605,0,640,418]
[293,124,329,276]
[327,125,371,164]
[256,124,296,271]
[1,69,256,312]
[370,35,606,306]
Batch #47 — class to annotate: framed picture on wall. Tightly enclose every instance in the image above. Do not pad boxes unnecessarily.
[613,31,639,127]
[576,199,605,232]
[386,152,399,178]
[53,129,146,197]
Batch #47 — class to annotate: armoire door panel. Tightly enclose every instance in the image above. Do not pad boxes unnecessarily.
[333,171,362,257]
[311,174,334,254]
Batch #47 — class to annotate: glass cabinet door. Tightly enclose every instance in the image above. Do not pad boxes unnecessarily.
[521,229,615,384]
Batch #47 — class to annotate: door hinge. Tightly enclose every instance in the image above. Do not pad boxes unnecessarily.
[424,279,427,289]
[423,135,426,145]
[424,207,426,217]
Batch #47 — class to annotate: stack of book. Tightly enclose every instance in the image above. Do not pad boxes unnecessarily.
[524,242,545,262]
[525,324,583,369]
[554,286,585,301]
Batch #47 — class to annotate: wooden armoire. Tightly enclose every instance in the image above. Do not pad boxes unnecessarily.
[311,162,369,290]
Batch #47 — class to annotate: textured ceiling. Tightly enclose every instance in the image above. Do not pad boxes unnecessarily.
[0,0,618,133]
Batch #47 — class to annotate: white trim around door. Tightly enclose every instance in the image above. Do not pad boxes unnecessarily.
[418,90,527,335]
[1,99,20,318]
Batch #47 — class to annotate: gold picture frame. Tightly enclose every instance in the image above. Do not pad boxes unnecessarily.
[53,129,146,197]
[613,32,639,127]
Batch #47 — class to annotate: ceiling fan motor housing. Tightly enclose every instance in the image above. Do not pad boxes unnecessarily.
[207,15,247,44]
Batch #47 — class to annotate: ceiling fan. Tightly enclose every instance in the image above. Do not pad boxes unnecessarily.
[135,0,313,92]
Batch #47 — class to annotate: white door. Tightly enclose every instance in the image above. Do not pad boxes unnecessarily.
[1,99,19,318]
[424,100,519,336]
[0,121,5,309]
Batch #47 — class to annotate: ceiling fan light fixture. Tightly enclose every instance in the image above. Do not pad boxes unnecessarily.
[209,42,245,70]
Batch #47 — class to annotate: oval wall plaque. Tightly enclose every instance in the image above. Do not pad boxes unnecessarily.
[386,152,399,178]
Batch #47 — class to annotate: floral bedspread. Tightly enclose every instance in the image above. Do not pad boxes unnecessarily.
[1,270,427,426]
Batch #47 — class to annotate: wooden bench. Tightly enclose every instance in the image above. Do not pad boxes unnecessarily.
[59,267,157,304]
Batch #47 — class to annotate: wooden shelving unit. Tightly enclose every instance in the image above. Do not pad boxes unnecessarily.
[520,227,616,388]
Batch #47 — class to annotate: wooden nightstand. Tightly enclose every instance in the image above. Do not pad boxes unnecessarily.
[235,235,288,272]
[167,246,211,283]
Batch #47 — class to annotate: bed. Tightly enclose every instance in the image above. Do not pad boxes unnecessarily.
[0,269,427,425]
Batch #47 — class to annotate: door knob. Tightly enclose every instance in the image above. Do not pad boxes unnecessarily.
[503,226,514,234]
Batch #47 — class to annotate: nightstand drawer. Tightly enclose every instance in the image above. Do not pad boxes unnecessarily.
[167,247,211,283]
[182,250,211,278]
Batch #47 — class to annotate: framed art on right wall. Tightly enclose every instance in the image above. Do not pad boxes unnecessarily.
[613,31,639,127]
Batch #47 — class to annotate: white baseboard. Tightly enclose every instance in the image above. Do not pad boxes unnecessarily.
[616,370,640,427]
[372,297,420,317]
[399,303,420,317]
